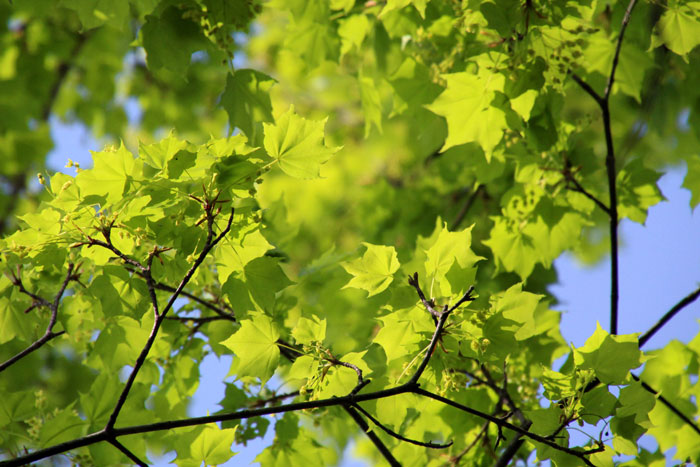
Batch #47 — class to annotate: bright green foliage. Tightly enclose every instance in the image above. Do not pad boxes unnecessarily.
[1,0,700,466]
[573,323,643,385]
[223,313,281,383]
[263,106,342,179]
[426,69,507,157]
[342,243,400,296]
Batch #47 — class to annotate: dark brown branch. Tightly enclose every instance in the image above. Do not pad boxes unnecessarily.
[413,388,601,466]
[1,363,606,467]
[632,374,700,437]
[149,277,235,320]
[639,284,700,348]
[0,264,75,373]
[323,349,367,392]
[247,391,300,409]
[408,272,442,318]
[1,275,602,467]
[107,439,147,467]
[352,403,453,449]
[449,421,489,465]
[569,0,639,335]
[570,73,603,105]
[451,185,483,231]
[344,405,401,467]
[605,0,639,99]
[105,208,235,430]
[566,176,611,215]
[408,280,475,385]
[80,236,147,272]
[480,364,532,467]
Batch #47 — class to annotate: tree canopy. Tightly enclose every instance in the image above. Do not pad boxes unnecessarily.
[1,0,700,466]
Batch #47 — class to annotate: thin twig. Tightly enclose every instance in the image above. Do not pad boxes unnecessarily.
[0,264,75,373]
[570,0,639,335]
[413,388,601,466]
[570,73,603,105]
[632,374,700,436]
[2,275,604,467]
[105,208,234,430]
[408,276,474,385]
[566,176,611,215]
[344,405,401,467]
[451,185,483,231]
[247,391,300,409]
[352,403,453,449]
[639,284,700,348]
[605,0,639,99]
[448,421,489,465]
[107,439,147,467]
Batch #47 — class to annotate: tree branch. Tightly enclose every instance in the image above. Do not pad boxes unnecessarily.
[412,388,601,466]
[605,0,639,99]
[451,184,483,231]
[352,403,453,449]
[105,208,234,430]
[0,263,75,373]
[107,438,147,467]
[449,421,489,465]
[344,405,401,466]
[632,373,700,437]
[408,275,475,385]
[0,274,602,467]
[566,176,611,215]
[570,0,640,335]
[639,284,700,348]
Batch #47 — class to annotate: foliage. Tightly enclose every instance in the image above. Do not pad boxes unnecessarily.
[1,0,700,466]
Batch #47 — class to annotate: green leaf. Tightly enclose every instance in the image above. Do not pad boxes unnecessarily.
[80,374,122,428]
[426,69,507,158]
[483,216,539,280]
[244,256,293,311]
[139,132,187,171]
[215,227,273,283]
[342,243,400,297]
[291,315,327,345]
[263,106,341,179]
[683,155,700,209]
[76,143,139,204]
[61,0,129,31]
[284,17,339,69]
[191,425,237,465]
[423,223,483,297]
[584,33,653,101]
[38,405,86,447]
[616,381,656,425]
[359,73,383,137]
[617,159,665,224]
[380,0,429,18]
[222,313,280,383]
[573,323,643,385]
[141,6,205,74]
[338,14,370,55]
[490,283,542,341]
[221,69,276,141]
[373,311,423,362]
[388,58,443,113]
[651,4,700,57]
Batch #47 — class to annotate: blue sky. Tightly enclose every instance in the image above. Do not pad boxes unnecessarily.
[47,119,699,465]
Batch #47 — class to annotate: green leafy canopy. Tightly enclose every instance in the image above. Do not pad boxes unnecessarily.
[1,0,700,466]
